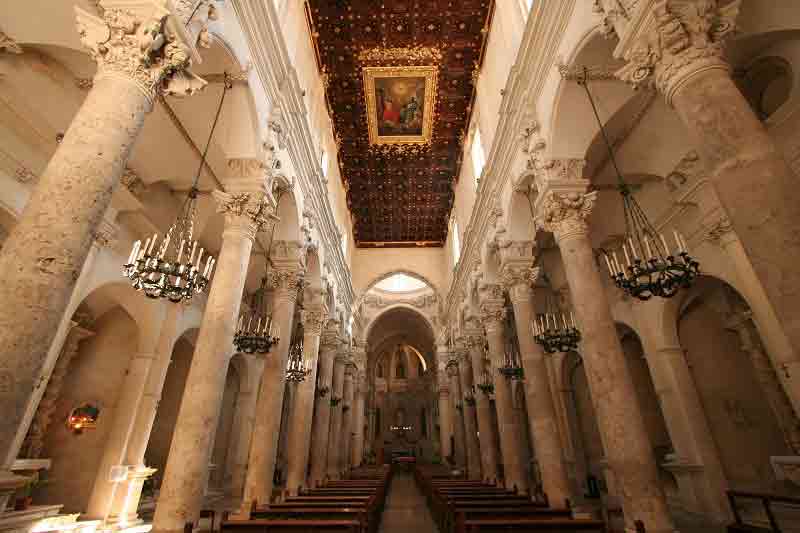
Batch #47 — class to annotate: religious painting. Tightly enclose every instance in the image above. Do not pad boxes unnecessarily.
[363,66,437,146]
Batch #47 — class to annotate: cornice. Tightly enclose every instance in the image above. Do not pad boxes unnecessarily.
[231,0,355,315]
[444,0,576,319]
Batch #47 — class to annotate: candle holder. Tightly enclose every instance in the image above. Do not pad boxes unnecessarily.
[532,312,581,354]
[234,312,279,354]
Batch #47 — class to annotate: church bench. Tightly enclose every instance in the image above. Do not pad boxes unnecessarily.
[451,508,573,533]
[221,518,362,533]
[244,509,371,533]
[456,518,606,532]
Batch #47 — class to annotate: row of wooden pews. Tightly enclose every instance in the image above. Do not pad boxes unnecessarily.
[415,465,607,533]
[221,466,391,533]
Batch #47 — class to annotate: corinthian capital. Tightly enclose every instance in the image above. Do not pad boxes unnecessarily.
[536,191,597,243]
[302,306,326,336]
[266,266,304,300]
[213,190,279,238]
[615,0,740,102]
[320,318,342,348]
[501,265,540,301]
[75,1,207,103]
[479,303,506,332]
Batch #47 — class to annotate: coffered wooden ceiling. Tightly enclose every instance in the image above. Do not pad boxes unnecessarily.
[305,0,494,248]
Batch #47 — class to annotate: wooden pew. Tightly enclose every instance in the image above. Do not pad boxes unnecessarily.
[456,517,606,532]
[221,518,362,532]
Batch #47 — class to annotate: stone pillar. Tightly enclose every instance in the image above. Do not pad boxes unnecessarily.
[500,253,571,507]
[478,287,528,493]
[326,352,348,479]
[86,300,166,521]
[456,348,482,479]
[463,332,499,482]
[0,0,204,486]
[226,354,265,500]
[309,321,341,486]
[617,1,800,352]
[239,248,303,508]
[537,184,674,532]
[152,186,275,533]
[436,346,453,462]
[728,311,800,454]
[447,359,467,468]
[339,362,356,476]
[285,305,325,495]
[351,371,367,468]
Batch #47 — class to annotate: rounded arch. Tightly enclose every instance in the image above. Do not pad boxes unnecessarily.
[364,304,437,350]
[360,269,439,299]
[273,182,301,242]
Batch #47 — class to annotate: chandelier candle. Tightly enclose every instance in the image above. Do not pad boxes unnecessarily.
[532,312,581,354]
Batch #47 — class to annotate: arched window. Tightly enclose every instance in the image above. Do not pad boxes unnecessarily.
[471,127,485,188]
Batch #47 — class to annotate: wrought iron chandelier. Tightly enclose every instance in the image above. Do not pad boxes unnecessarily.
[123,75,232,302]
[498,294,524,380]
[476,347,494,395]
[579,69,699,300]
[531,279,581,354]
[286,325,309,382]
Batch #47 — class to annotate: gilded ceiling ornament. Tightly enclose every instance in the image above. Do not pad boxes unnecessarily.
[356,46,442,64]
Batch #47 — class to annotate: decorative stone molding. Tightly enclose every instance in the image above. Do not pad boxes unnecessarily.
[536,191,598,242]
[14,166,37,184]
[320,318,342,348]
[615,0,741,102]
[362,292,437,310]
[213,190,278,235]
[120,167,145,195]
[301,307,326,336]
[75,78,94,91]
[501,265,540,299]
[75,1,206,104]
[666,149,703,192]
[0,30,22,54]
[557,60,617,81]
[92,218,118,248]
[703,214,734,245]
[266,267,304,300]
[227,158,269,180]
[462,333,485,349]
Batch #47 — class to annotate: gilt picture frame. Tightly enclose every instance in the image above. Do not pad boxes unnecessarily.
[363,66,438,146]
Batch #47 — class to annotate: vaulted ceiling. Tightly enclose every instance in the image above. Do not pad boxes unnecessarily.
[306,0,494,248]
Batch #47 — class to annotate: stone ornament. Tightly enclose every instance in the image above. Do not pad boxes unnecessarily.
[615,0,741,101]
[0,30,22,54]
[536,191,597,242]
[500,264,540,293]
[479,302,506,331]
[462,334,485,349]
[213,190,278,234]
[320,319,342,348]
[75,3,206,103]
[266,267,305,299]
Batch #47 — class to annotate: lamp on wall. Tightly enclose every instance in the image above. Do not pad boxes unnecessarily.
[122,75,234,302]
[578,69,699,300]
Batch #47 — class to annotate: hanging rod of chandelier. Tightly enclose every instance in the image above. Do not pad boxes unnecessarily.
[578,69,699,301]
[123,74,233,302]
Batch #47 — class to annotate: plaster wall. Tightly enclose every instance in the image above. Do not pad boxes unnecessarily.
[39,308,139,514]
[351,247,448,296]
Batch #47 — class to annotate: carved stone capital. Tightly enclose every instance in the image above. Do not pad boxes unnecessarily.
[266,266,304,301]
[536,191,597,243]
[500,264,540,294]
[320,320,342,349]
[615,0,740,103]
[462,333,485,350]
[75,1,206,105]
[302,307,326,337]
[213,190,278,239]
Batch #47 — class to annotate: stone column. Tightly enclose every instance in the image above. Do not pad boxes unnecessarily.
[728,311,800,454]
[351,372,367,468]
[226,354,265,500]
[436,346,453,462]
[447,359,467,468]
[463,331,499,482]
[617,2,800,352]
[0,0,204,485]
[86,300,166,521]
[239,248,303,508]
[309,321,341,486]
[500,253,571,507]
[152,186,275,533]
[326,351,348,479]
[543,351,584,494]
[285,305,325,495]
[537,184,674,532]
[478,286,528,493]
[456,348,482,479]
[339,362,356,476]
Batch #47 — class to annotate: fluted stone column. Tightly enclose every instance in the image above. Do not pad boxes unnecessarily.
[340,362,356,475]
[86,300,166,521]
[285,305,325,495]
[463,331,499,482]
[226,354,265,500]
[309,321,341,486]
[326,352,348,479]
[436,346,453,462]
[0,0,205,484]
[239,249,303,508]
[152,185,275,533]
[501,253,571,507]
[447,359,467,468]
[351,372,367,468]
[537,183,674,532]
[478,287,528,493]
[617,2,800,352]
[106,305,184,525]
[455,347,482,479]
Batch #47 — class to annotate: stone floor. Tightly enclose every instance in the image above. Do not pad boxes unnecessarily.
[378,472,439,533]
